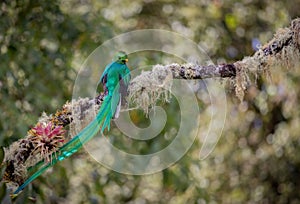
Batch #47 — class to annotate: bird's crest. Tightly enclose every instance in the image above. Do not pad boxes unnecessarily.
[114,51,128,64]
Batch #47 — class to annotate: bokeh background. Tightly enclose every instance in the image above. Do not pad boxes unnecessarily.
[1,0,300,203]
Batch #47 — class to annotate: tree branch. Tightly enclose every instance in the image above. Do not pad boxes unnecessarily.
[2,18,300,191]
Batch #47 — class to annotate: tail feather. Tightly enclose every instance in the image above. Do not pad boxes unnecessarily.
[59,95,111,159]
[101,91,120,132]
[13,96,112,194]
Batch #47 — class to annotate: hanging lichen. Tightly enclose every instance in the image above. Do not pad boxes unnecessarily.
[128,64,173,115]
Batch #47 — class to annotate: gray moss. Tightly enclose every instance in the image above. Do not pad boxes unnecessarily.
[128,64,173,115]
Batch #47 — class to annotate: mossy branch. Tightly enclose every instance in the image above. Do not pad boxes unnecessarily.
[2,18,300,191]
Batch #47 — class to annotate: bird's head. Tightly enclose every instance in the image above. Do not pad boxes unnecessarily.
[114,51,128,64]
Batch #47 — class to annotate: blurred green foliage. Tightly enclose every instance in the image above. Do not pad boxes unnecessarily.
[1,0,300,203]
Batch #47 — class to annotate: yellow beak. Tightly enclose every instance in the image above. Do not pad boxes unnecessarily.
[125,58,128,62]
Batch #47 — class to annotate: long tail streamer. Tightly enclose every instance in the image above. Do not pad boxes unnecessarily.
[13,96,112,194]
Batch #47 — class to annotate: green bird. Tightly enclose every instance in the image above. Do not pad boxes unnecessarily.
[13,51,131,194]
[99,51,131,131]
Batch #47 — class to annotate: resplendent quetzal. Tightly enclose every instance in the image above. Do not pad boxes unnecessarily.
[99,51,131,131]
[13,51,131,194]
